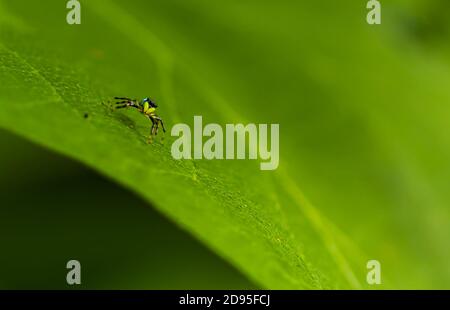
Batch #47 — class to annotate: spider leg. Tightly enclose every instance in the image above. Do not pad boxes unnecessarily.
[159,119,166,133]
[147,117,157,143]
[115,101,128,109]
[115,102,133,109]
[153,116,166,133]
[115,99,140,110]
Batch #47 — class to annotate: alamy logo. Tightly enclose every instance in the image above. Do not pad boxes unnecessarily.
[366,0,381,25]
[66,259,81,285]
[66,0,81,25]
[171,116,279,171]
[366,259,381,285]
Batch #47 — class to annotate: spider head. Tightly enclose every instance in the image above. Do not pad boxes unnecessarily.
[142,97,158,108]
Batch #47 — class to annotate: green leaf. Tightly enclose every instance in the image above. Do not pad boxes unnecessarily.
[1,0,450,289]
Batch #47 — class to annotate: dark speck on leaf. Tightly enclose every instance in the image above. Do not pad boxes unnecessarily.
[84,113,89,119]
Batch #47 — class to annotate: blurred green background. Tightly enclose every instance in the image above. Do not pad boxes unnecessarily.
[0,129,255,289]
[1,0,450,289]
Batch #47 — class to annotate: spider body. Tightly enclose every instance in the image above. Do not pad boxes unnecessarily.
[115,97,166,142]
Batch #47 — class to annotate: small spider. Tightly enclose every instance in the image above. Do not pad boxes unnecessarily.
[115,97,166,143]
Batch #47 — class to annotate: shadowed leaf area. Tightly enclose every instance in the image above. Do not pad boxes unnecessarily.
[1,0,450,289]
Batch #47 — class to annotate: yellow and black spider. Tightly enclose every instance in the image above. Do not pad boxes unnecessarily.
[115,97,166,142]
